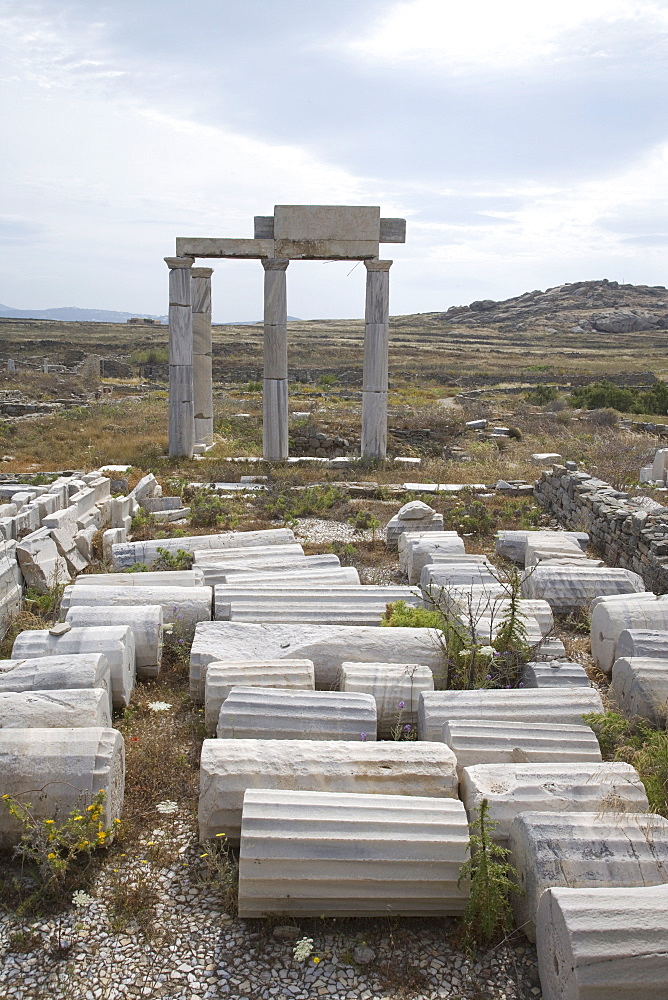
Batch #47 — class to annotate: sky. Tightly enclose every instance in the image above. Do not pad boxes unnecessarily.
[1,0,668,321]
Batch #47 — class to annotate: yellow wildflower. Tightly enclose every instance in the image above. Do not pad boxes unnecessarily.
[47,852,56,859]
[45,819,54,824]
[313,957,321,964]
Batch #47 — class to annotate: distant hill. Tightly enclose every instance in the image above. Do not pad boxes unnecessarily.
[399,278,668,334]
[0,304,301,324]
[0,304,167,323]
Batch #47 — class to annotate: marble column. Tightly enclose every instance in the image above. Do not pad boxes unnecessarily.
[191,267,214,447]
[361,259,392,459]
[165,255,195,458]
[262,259,289,461]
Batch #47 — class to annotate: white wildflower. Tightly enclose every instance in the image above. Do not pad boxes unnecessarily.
[162,623,175,634]
[148,701,172,712]
[478,645,496,658]
[72,890,94,907]
[293,936,314,961]
[458,649,471,658]
[156,800,179,815]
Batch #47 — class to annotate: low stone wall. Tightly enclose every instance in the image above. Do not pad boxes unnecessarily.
[534,466,668,593]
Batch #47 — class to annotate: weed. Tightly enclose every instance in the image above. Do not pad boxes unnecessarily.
[151,547,193,571]
[195,835,239,916]
[259,483,345,523]
[0,791,117,907]
[458,798,522,945]
[348,508,381,542]
[186,488,241,529]
[525,385,559,405]
[382,600,442,629]
[0,608,51,659]
[23,583,64,620]
[585,711,668,816]
[245,380,262,392]
[105,864,160,936]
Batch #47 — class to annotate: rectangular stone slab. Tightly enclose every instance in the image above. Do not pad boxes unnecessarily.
[199,739,458,843]
[190,621,445,702]
[238,788,469,917]
[509,811,668,942]
[460,761,648,846]
[274,205,380,241]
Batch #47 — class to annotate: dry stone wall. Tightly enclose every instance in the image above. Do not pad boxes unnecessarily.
[534,465,668,593]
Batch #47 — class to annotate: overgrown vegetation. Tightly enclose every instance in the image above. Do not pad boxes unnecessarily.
[570,379,668,415]
[384,568,534,690]
[585,711,668,816]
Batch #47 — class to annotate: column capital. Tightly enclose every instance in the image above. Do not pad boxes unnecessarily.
[191,267,214,278]
[165,256,195,269]
[262,258,290,272]
[365,259,393,272]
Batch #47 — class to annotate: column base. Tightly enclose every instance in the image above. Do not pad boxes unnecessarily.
[263,378,289,461]
[361,391,387,459]
[168,365,195,458]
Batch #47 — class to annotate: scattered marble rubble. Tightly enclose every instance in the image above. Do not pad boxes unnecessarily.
[4,470,668,999]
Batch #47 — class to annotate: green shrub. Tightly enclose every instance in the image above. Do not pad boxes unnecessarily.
[382,600,443,629]
[570,380,668,416]
[152,547,192,571]
[245,380,262,392]
[525,385,559,405]
[187,489,240,529]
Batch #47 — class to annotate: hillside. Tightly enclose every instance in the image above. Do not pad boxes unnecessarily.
[0,279,666,388]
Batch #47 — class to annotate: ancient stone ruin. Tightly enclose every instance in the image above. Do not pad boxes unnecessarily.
[166,205,406,460]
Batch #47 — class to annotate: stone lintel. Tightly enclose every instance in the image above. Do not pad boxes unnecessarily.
[165,256,194,268]
[274,239,379,260]
[255,213,405,244]
[175,238,275,259]
[365,259,393,272]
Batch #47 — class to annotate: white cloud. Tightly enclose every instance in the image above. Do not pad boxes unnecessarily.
[347,0,668,74]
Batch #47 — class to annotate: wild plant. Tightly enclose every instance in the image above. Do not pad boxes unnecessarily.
[0,790,118,907]
[458,798,522,945]
[348,508,381,543]
[151,546,192,571]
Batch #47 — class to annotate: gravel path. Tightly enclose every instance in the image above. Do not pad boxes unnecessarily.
[0,823,542,1000]
[293,517,374,544]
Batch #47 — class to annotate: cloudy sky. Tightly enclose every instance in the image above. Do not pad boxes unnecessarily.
[1,0,668,320]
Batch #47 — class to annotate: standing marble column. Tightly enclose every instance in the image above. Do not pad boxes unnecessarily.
[361,259,392,459]
[191,267,214,447]
[165,256,195,458]
[262,259,289,461]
